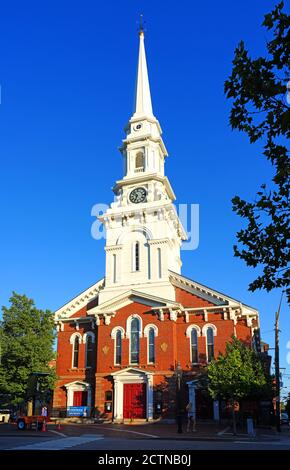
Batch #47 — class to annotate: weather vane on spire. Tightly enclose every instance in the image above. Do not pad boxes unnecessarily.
[138,13,146,35]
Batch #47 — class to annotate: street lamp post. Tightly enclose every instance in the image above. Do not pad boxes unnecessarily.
[175,361,183,434]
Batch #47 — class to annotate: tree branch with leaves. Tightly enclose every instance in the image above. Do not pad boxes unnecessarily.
[225,1,290,303]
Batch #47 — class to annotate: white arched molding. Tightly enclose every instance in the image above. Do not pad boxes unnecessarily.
[116,226,153,246]
[111,326,125,339]
[186,325,201,338]
[83,331,95,344]
[126,314,143,339]
[69,332,82,345]
[144,324,159,338]
[202,323,218,337]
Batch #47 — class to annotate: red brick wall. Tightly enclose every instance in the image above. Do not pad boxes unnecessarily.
[53,289,254,415]
[175,287,215,307]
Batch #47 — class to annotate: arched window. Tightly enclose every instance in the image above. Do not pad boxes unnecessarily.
[191,329,198,363]
[130,318,140,364]
[207,327,214,362]
[148,327,155,363]
[135,152,144,170]
[85,335,93,368]
[135,242,140,272]
[186,325,201,364]
[73,336,80,368]
[115,329,122,365]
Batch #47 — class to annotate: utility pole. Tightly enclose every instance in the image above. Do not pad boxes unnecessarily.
[275,292,284,433]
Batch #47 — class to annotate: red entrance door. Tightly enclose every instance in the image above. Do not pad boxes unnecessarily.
[73,391,88,406]
[123,383,146,419]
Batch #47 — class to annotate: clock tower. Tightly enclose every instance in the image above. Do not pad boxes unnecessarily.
[98,29,187,305]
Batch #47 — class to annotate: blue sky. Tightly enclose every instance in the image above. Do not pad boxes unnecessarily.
[0,0,289,396]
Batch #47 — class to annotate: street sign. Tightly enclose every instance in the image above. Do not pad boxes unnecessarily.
[67,406,88,417]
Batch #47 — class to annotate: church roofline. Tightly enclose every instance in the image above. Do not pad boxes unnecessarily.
[169,270,258,314]
[54,278,104,320]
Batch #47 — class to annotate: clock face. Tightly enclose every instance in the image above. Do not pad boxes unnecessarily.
[129,187,147,204]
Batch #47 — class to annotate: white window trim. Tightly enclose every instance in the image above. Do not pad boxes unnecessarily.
[202,323,217,337]
[111,327,125,366]
[70,332,83,344]
[203,324,217,362]
[70,332,82,369]
[83,332,95,369]
[126,315,143,339]
[185,324,201,338]
[126,315,142,365]
[111,326,125,339]
[185,325,201,364]
[83,331,95,344]
[144,324,158,364]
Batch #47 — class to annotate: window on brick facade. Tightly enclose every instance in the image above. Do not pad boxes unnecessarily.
[207,327,214,362]
[191,328,198,363]
[148,327,155,363]
[130,318,140,364]
[72,336,80,368]
[86,335,93,368]
[115,329,122,365]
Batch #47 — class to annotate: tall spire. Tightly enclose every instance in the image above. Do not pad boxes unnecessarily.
[133,19,154,119]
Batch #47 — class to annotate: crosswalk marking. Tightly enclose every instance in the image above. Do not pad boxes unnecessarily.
[10,434,104,450]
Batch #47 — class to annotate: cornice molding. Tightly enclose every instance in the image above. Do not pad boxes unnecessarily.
[54,278,105,321]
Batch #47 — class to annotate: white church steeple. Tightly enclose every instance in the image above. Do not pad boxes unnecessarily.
[133,29,154,120]
[97,27,187,305]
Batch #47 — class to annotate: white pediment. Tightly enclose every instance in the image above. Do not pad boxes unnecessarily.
[111,367,152,378]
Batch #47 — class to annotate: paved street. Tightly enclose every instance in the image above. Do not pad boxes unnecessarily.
[0,422,289,451]
[1,435,290,450]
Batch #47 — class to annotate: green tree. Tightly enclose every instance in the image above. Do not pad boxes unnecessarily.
[224,2,290,304]
[208,337,270,434]
[0,292,56,408]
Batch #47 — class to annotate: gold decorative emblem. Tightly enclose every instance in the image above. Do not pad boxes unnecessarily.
[102,345,110,355]
[160,342,168,352]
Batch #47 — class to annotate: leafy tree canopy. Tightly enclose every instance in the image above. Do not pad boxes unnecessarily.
[224,1,290,303]
[0,292,56,406]
[208,337,271,402]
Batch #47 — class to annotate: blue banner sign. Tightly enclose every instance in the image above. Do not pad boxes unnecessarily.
[67,406,88,417]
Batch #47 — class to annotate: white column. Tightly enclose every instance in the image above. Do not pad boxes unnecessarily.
[113,379,124,421]
[67,388,73,408]
[113,380,118,421]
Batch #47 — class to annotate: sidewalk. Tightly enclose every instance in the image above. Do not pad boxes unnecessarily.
[93,420,280,442]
